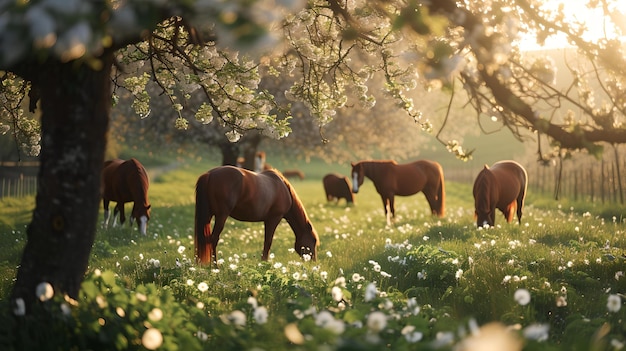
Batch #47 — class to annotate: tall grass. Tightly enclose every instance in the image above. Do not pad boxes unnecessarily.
[0,157,624,350]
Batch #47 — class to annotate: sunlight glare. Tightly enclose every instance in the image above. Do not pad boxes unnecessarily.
[517,0,626,51]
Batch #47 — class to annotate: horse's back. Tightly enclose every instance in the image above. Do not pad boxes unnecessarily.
[393,160,442,195]
[102,158,149,202]
[323,173,352,201]
[102,159,125,199]
[202,166,291,220]
[489,161,527,205]
[491,161,527,188]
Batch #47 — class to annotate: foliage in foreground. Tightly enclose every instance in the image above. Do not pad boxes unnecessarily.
[0,166,625,350]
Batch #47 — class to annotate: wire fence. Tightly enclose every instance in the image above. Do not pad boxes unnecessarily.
[0,175,37,199]
[0,161,39,199]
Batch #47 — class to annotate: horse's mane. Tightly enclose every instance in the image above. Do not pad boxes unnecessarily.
[361,160,397,165]
[268,169,319,242]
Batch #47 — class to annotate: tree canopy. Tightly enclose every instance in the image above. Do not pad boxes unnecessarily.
[2,0,626,160]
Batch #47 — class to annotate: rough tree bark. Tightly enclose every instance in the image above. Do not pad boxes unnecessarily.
[10,53,113,313]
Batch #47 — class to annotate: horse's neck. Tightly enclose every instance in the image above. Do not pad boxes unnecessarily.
[283,188,309,227]
[363,161,391,181]
[130,172,150,207]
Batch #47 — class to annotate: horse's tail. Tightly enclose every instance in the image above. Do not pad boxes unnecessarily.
[435,163,445,217]
[194,172,212,264]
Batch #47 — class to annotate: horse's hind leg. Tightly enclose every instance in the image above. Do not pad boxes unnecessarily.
[112,203,125,227]
[209,214,229,263]
[423,188,441,216]
[502,203,516,223]
[516,190,525,224]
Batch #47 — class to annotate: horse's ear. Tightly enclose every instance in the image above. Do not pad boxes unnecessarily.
[483,164,489,170]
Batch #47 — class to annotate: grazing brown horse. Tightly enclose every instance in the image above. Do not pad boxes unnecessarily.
[102,158,151,235]
[351,159,445,224]
[194,166,319,264]
[473,160,527,227]
[283,169,305,180]
[323,173,354,204]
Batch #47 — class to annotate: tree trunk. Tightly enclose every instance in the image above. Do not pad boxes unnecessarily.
[219,140,240,166]
[240,133,263,171]
[10,55,113,313]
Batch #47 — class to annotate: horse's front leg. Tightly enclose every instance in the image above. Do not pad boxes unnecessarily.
[262,217,282,260]
[118,203,126,225]
[103,199,111,228]
[490,207,497,226]
[380,196,392,226]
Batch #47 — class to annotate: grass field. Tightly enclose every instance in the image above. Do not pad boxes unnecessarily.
[0,155,625,350]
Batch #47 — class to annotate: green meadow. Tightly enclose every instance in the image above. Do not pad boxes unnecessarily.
[0,156,625,350]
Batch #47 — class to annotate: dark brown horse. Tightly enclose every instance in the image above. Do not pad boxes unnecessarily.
[194,166,319,264]
[323,173,354,204]
[351,160,445,224]
[473,160,527,227]
[283,169,305,180]
[102,158,151,235]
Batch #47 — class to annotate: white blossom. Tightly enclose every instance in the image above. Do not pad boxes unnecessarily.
[607,294,622,313]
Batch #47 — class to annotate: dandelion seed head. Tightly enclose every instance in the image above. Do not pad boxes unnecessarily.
[364,282,378,302]
[254,306,268,324]
[366,311,387,333]
[514,289,531,306]
[607,294,622,313]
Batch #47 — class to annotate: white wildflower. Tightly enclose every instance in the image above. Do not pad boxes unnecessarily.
[607,294,622,313]
[364,283,378,302]
[366,311,387,333]
[254,306,268,324]
[514,289,531,306]
[331,286,344,302]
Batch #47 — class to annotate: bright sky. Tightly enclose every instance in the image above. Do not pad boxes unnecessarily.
[517,0,626,50]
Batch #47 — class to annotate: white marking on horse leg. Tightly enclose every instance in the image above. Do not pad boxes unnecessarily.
[103,209,110,228]
[112,214,119,227]
[139,216,148,236]
[352,173,359,193]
